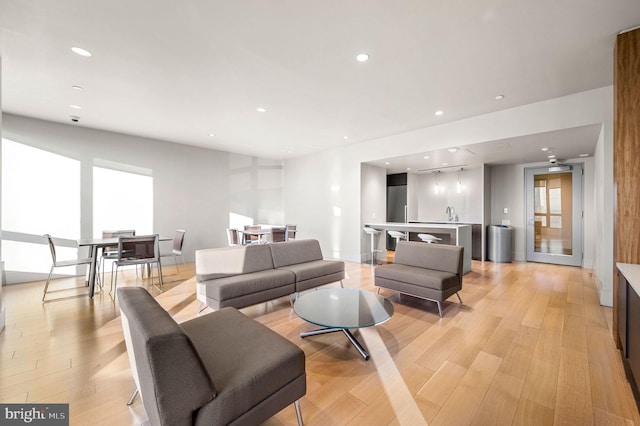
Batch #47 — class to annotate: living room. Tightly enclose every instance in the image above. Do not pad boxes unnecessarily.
[1,1,640,425]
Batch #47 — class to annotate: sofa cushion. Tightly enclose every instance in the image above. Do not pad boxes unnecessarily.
[394,241,463,275]
[181,308,306,425]
[203,269,295,301]
[196,244,275,282]
[375,264,459,291]
[269,239,323,268]
[278,259,344,283]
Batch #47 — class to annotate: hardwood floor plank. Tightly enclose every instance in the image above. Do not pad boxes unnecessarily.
[471,371,524,425]
[430,351,503,426]
[554,348,594,425]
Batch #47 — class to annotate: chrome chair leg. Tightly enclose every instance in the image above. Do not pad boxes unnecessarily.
[436,301,443,318]
[127,387,139,405]
[456,292,463,303]
[42,266,55,302]
[294,400,303,426]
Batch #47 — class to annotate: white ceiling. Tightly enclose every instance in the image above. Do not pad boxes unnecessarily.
[1,1,639,162]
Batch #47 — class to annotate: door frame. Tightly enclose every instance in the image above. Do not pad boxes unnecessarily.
[525,163,583,266]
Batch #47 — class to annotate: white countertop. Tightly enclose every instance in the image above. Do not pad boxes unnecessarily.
[618,263,640,296]
[365,222,470,230]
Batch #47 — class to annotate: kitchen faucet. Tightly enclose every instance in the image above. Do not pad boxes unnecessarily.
[446,206,453,221]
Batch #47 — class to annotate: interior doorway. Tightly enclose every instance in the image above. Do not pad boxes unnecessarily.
[525,164,583,266]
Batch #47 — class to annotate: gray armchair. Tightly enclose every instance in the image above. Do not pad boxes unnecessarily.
[118,287,305,425]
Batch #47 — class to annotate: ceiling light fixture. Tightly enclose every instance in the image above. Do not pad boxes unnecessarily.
[385,162,390,165]
[447,147,458,153]
[208,133,216,137]
[343,136,349,140]
[423,156,430,159]
[356,53,370,62]
[495,95,505,100]
[442,162,448,166]
[435,110,444,116]
[72,85,83,90]
[407,168,412,171]
[69,104,81,109]
[71,47,92,57]
[548,154,556,158]
[541,147,550,152]
[579,153,589,157]
[256,107,267,112]
[457,168,463,193]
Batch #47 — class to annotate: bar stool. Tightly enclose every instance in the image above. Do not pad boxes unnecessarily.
[388,230,406,250]
[418,233,442,244]
[363,227,383,265]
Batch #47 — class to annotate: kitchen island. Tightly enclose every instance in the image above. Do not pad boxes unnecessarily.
[364,222,472,274]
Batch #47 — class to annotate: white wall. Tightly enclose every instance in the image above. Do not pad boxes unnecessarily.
[1,114,283,283]
[284,86,614,303]
[416,167,483,223]
[594,124,614,306]
[360,163,386,260]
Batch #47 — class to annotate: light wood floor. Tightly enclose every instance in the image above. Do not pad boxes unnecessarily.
[1,259,639,425]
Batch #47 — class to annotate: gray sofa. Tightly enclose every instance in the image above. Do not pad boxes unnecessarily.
[374,241,463,317]
[196,239,345,311]
[118,286,306,426]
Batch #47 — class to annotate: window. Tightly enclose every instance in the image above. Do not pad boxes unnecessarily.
[1,139,81,275]
[93,166,153,237]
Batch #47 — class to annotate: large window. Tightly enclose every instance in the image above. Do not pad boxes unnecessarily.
[1,139,81,274]
[92,166,153,237]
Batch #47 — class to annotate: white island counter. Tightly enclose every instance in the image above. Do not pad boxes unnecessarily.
[364,222,472,274]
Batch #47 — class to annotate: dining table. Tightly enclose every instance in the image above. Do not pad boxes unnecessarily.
[241,225,286,245]
[77,235,171,298]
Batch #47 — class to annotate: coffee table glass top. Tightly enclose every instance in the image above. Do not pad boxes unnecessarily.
[294,288,394,329]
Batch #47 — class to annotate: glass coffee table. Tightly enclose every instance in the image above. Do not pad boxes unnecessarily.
[293,288,394,360]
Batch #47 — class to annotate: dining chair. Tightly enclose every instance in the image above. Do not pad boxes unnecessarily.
[226,228,241,246]
[269,227,287,243]
[110,234,163,297]
[160,229,186,273]
[100,229,136,285]
[286,224,297,241]
[42,234,94,302]
[244,225,262,245]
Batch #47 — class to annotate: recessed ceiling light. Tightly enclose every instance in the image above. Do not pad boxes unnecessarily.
[208,133,216,137]
[447,148,458,153]
[407,168,412,171]
[435,110,444,116]
[579,153,589,157]
[548,154,556,158]
[71,47,92,57]
[541,147,550,152]
[256,107,267,112]
[343,136,349,140]
[442,162,448,166]
[72,85,83,90]
[423,156,430,159]
[69,104,81,109]
[385,162,390,165]
[356,53,370,62]
[495,95,505,100]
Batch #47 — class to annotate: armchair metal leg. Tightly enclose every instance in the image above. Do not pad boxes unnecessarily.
[294,400,303,426]
[456,292,463,303]
[339,279,344,288]
[436,301,443,318]
[376,287,381,295]
[126,387,139,405]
